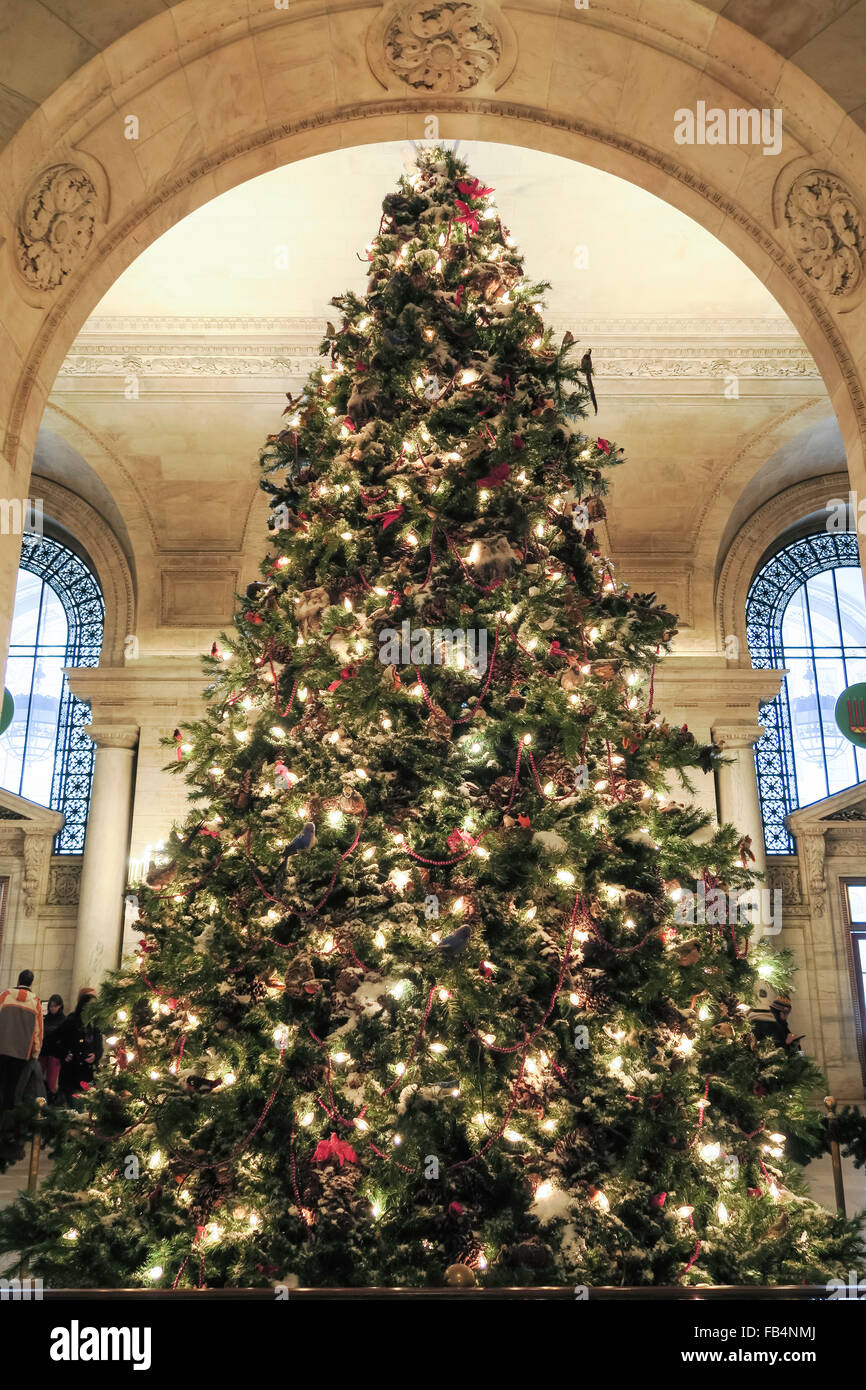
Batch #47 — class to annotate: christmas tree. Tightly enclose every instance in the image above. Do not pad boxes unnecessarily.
[1,147,862,1289]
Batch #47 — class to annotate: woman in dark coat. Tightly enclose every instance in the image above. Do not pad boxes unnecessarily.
[39,993,65,1101]
[57,987,103,1104]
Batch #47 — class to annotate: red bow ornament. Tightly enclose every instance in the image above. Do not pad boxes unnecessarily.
[447,827,477,853]
[477,461,510,488]
[327,664,359,694]
[313,1132,358,1167]
[456,179,494,201]
[454,200,479,235]
[368,506,404,531]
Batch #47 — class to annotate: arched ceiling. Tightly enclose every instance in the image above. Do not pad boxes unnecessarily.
[1,0,864,150]
[93,141,786,320]
[43,139,839,654]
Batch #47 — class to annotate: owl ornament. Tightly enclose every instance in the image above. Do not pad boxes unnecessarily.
[295,586,331,636]
[469,534,517,584]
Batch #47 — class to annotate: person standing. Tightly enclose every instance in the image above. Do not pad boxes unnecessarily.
[0,969,43,1109]
[39,994,65,1102]
[57,987,102,1105]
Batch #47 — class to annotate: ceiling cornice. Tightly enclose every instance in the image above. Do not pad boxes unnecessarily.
[56,315,819,386]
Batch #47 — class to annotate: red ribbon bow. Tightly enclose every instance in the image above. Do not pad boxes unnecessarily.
[454,200,479,235]
[456,179,494,201]
[369,506,404,530]
[446,828,477,852]
[596,437,612,454]
[313,1132,358,1167]
[477,461,510,488]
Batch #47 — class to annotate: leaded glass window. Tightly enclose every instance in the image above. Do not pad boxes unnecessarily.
[746,532,866,854]
[0,532,104,852]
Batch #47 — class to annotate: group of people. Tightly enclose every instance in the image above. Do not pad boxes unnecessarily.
[0,970,103,1109]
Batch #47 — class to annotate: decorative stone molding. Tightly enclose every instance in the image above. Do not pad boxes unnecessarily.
[794,827,828,915]
[56,346,819,384]
[825,839,866,856]
[15,164,99,293]
[711,723,765,751]
[784,170,866,300]
[56,316,815,389]
[21,831,55,916]
[367,0,516,93]
[46,859,82,906]
[76,314,802,338]
[765,858,801,904]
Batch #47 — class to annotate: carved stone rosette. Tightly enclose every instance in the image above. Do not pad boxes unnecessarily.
[47,861,82,906]
[368,0,516,93]
[15,163,100,293]
[784,169,866,298]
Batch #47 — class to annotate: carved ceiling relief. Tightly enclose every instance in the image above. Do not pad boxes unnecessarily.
[369,0,516,93]
[15,163,101,294]
[783,169,866,299]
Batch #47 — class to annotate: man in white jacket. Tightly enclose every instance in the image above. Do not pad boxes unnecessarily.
[0,969,43,1108]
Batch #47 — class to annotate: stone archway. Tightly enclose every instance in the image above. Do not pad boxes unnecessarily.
[2,0,866,670]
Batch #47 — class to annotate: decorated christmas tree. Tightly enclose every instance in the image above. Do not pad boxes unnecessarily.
[1,147,862,1289]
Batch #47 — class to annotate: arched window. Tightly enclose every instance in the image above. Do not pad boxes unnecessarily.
[746,532,866,854]
[0,532,104,852]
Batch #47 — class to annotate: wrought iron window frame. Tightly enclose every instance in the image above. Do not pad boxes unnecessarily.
[746,531,862,854]
[8,532,104,853]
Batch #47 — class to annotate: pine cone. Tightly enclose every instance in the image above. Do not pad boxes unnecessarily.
[426,703,453,742]
[539,751,573,792]
[487,774,515,809]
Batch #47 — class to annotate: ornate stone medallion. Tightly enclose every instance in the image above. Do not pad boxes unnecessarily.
[383,1,502,93]
[15,163,99,292]
[784,169,866,298]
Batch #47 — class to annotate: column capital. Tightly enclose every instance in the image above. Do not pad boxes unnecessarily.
[711,723,765,750]
[86,724,139,750]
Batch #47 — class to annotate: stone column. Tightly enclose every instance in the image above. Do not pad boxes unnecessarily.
[711,722,767,882]
[72,724,139,994]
